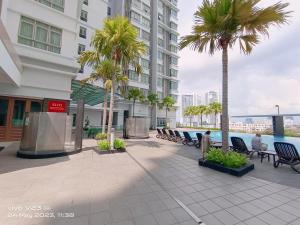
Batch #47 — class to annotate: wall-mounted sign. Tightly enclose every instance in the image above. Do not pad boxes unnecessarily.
[48,100,66,113]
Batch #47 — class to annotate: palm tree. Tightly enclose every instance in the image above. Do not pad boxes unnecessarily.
[180,0,290,151]
[161,96,176,128]
[84,16,145,141]
[209,102,222,128]
[184,106,197,127]
[128,88,143,117]
[196,105,207,127]
[147,92,159,129]
[79,58,113,134]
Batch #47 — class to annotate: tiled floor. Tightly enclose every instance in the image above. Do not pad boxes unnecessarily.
[0,137,299,225]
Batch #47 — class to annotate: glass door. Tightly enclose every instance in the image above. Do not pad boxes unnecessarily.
[12,100,26,127]
[0,99,9,127]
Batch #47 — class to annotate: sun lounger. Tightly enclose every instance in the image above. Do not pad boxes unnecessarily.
[274,142,300,173]
[174,130,183,142]
[231,137,257,158]
[168,130,177,142]
[182,132,197,146]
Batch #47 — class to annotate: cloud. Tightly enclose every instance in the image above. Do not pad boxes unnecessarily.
[178,0,300,115]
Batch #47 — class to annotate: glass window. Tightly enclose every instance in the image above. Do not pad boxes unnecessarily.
[12,100,25,127]
[72,114,76,127]
[80,10,88,22]
[158,51,163,60]
[157,64,164,74]
[158,1,163,9]
[18,16,62,54]
[79,26,87,38]
[170,68,178,77]
[35,0,64,12]
[107,6,111,16]
[129,70,139,81]
[157,78,163,87]
[141,30,150,41]
[170,81,178,90]
[158,26,163,35]
[170,9,177,18]
[157,92,163,99]
[170,33,177,42]
[170,56,178,65]
[0,99,8,126]
[141,74,149,84]
[142,17,150,28]
[170,45,177,53]
[157,118,166,127]
[83,0,88,5]
[141,59,149,70]
[142,4,150,16]
[170,22,177,30]
[132,0,141,9]
[30,102,42,112]
[158,38,164,47]
[130,11,140,23]
[78,44,85,55]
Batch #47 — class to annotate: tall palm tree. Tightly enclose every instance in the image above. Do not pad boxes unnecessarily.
[85,16,145,140]
[209,102,222,128]
[196,105,207,127]
[147,92,159,129]
[78,59,113,134]
[161,96,176,128]
[184,106,197,127]
[128,88,143,117]
[180,0,290,151]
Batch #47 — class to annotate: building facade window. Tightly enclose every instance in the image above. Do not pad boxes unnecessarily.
[170,9,177,18]
[132,0,141,9]
[141,59,149,70]
[158,51,164,60]
[18,16,62,54]
[107,7,111,16]
[170,33,177,42]
[141,74,149,84]
[35,0,64,12]
[141,30,150,41]
[129,70,139,81]
[83,0,88,6]
[143,46,150,55]
[157,78,163,87]
[142,17,150,28]
[142,4,150,16]
[78,44,85,55]
[170,57,178,65]
[80,10,88,22]
[158,1,163,9]
[170,68,178,77]
[170,22,177,30]
[130,11,140,23]
[79,26,87,38]
[157,117,166,127]
[158,38,164,47]
[157,64,164,74]
[158,26,164,35]
[170,80,178,90]
[170,45,177,53]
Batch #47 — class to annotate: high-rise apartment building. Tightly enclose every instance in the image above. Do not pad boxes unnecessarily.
[205,91,219,105]
[109,0,179,128]
[179,93,201,125]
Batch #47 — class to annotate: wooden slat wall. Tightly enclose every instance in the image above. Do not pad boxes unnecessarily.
[0,127,5,141]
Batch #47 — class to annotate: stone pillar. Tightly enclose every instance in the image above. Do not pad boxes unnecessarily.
[272,116,284,136]
[75,100,84,150]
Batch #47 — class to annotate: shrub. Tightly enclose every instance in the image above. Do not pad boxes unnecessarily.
[206,148,247,168]
[95,133,107,140]
[98,140,110,151]
[114,139,126,150]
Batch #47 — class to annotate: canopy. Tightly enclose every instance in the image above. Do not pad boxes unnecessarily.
[71,80,121,106]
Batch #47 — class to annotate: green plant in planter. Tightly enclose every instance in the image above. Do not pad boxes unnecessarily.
[98,140,110,151]
[206,148,247,168]
[223,151,247,168]
[114,138,126,150]
[95,133,107,140]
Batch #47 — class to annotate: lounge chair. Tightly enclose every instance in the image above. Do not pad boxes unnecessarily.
[0,146,4,152]
[156,129,163,138]
[162,128,171,140]
[168,130,177,142]
[274,142,300,173]
[174,130,183,142]
[182,132,197,146]
[195,133,203,148]
[231,137,257,158]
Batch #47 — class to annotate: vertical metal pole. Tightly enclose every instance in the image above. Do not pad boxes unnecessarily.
[75,99,84,150]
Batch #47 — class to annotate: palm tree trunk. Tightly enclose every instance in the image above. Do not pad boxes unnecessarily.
[201,114,203,127]
[215,112,217,128]
[190,117,192,127]
[222,46,229,151]
[107,78,115,142]
[102,91,108,133]
[133,99,135,117]
[165,108,168,128]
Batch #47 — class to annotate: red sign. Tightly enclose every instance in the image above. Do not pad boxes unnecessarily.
[48,101,67,113]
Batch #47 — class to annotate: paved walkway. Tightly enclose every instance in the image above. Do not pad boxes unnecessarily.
[0,137,299,225]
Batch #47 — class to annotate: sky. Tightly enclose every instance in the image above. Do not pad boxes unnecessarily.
[177,0,300,116]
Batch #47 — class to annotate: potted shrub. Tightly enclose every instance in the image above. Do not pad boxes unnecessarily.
[97,140,111,154]
[199,148,254,176]
[113,139,126,152]
[95,133,107,140]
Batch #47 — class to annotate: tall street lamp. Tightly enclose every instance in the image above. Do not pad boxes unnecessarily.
[275,105,280,115]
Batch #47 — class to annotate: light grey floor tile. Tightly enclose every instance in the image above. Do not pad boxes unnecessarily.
[199,199,222,213]
[268,207,298,223]
[201,214,223,225]
[213,210,240,225]
[153,210,177,225]
[170,207,191,223]
[226,206,253,220]
[257,212,286,225]
[211,197,234,209]
[134,214,158,225]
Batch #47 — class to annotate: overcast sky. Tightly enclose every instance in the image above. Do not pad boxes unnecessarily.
[177,0,300,116]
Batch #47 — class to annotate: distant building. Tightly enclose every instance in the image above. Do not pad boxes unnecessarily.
[205,91,219,125]
[245,118,254,124]
[180,93,201,125]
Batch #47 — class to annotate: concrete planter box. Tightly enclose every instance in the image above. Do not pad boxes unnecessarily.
[93,147,126,155]
[198,159,254,177]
